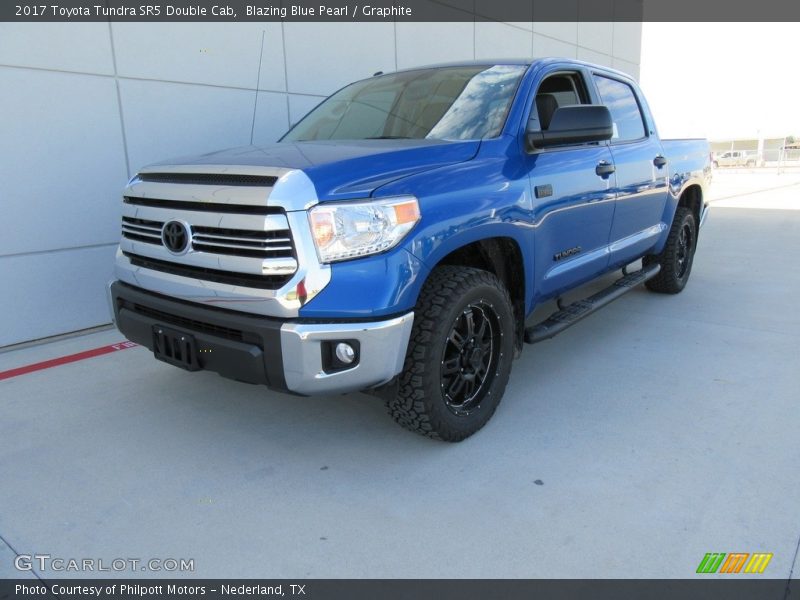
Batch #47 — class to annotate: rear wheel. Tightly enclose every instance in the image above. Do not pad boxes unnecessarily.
[644,207,697,294]
[387,266,515,442]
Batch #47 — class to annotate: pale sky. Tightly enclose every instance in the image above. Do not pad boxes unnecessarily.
[639,23,799,141]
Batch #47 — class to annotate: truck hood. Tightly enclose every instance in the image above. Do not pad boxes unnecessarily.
[149,139,480,201]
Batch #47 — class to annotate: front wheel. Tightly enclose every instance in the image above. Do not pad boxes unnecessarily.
[387,266,515,442]
[644,207,697,294]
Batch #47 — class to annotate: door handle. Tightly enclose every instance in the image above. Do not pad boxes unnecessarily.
[653,155,667,168]
[595,161,615,177]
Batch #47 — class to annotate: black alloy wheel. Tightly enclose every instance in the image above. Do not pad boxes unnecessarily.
[387,266,516,441]
[675,220,694,280]
[440,301,502,417]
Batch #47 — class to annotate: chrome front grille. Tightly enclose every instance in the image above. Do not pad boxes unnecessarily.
[121,216,162,245]
[191,226,293,258]
[121,216,295,260]
[122,252,292,289]
[119,170,299,289]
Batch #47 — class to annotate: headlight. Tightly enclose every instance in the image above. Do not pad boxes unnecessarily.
[308,196,420,263]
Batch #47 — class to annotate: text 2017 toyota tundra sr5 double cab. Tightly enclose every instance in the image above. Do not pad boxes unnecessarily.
[110,59,710,441]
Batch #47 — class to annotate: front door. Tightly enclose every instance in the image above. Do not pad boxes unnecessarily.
[523,70,616,301]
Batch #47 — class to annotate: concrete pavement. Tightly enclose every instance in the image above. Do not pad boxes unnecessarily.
[0,173,798,583]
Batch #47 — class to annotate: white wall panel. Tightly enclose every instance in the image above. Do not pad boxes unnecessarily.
[612,58,640,80]
[257,25,289,92]
[119,79,255,172]
[0,68,127,256]
[283,22,395,96]
[533,22,579,44]
[475,22,532,59]
[0,246,117,347]
[396,22,474,68]
[612,22,643,64]
[0,23,114,75]
[577,46,614,68]
[577,22,614,55]
[533,34,577,59]
[503,22,534,32]
[111,23,281,91]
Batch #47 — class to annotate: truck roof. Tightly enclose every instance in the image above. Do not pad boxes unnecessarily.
[389,57,634,81]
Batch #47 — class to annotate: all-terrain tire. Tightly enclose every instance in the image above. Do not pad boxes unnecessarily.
[644,207,697,294]
[387,266,515,442]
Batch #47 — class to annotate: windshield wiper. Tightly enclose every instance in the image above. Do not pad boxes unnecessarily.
[364,136,414,140]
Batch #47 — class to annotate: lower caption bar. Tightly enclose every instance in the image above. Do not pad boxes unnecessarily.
[0,341,138,381]
[0,580,792,600]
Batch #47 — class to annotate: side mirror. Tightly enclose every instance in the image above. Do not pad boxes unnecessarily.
[527,105,614,149]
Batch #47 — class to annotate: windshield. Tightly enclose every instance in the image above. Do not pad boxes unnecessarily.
[281,65,527,143]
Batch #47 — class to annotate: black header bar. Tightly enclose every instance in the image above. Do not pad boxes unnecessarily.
[2,0,800,22]
[0,579,794,600]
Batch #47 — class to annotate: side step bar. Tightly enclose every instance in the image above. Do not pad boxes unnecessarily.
[524,263,661,344]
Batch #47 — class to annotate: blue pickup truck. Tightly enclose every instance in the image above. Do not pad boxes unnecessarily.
[110,59,710,441]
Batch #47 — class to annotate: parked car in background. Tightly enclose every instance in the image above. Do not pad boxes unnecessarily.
[713,150,757,168]
[109,59,710,441]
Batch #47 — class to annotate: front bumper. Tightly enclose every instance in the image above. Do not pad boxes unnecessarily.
[110,281,413,396]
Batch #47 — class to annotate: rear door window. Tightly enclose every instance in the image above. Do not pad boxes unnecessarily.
[592,75,646,142]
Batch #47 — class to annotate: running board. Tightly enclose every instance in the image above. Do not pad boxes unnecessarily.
[524,263,661,344]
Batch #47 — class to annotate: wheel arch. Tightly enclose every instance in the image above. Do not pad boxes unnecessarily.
[678,183,703,235]
[422,234,528,354]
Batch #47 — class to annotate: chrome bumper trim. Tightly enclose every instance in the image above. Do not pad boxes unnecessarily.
[280,312,414,395]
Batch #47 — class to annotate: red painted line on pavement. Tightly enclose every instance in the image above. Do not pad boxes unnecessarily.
[0,341,138,381]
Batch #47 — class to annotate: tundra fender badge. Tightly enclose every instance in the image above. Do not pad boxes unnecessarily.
[535,184,553,198]
[554,246,581,261]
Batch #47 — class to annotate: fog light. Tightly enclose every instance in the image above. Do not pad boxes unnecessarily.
[321,340,360,373]
[335,342,356,364]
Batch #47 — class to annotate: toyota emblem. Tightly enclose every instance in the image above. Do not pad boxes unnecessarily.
[162,220,190,254]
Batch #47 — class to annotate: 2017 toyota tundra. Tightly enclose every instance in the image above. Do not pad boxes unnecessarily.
[109,58,711,441]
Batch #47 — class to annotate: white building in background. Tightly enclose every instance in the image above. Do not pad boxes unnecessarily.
[0,21,641,346]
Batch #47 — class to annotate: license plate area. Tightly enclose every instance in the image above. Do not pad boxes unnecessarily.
[152,325,201,371]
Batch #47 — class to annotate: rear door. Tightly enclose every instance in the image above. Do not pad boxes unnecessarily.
[522,67,616,300]
[592,73,669,268]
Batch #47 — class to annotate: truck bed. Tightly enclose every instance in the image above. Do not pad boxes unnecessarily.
[662,138,710,178]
